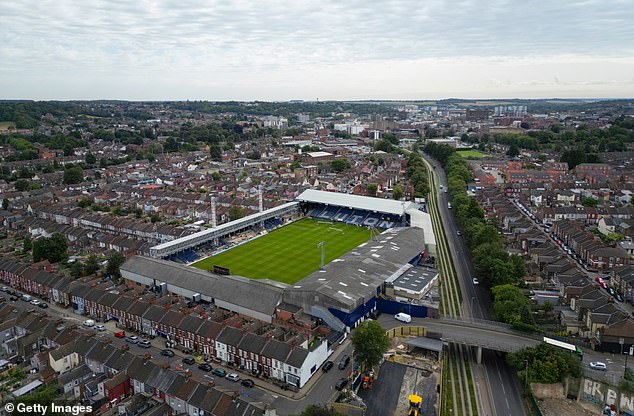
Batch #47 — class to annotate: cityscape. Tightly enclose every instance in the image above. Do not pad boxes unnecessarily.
[1,2,634,416]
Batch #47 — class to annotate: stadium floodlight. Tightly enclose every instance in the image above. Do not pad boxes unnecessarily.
[317,241,325,270]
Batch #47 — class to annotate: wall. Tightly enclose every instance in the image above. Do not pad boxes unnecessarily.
[579,377,634,415]
[531,382,565,399]
[376,298,428,318]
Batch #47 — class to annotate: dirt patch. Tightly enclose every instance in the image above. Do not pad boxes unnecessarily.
[538,398,597,416]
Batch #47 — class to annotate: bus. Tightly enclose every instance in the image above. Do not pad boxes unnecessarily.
[543,336,583,359]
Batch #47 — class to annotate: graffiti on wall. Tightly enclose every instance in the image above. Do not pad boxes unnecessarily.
[582,378,634,412]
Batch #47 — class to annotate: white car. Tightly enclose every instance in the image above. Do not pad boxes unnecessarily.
[95,324,106,331]
[30,299,41,306]
[472,278,480,285]
[226,373,240,382]
[590,361,607,371]
[394,313,412,323]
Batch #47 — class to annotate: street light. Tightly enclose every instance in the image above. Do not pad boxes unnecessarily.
[524,360,529,392]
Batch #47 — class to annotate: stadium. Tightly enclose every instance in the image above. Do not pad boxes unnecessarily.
[122,189,436,330]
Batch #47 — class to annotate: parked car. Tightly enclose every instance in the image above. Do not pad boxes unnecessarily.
[198,363,213,372]
[335,378,348,390]
[161,349,175,357]
[20,294,32,302]
[30,299,41,306]
[9,296,18,302]
[183,357,195,365]
[338,355,350,370]
[472,278,479,285]
[590,361,607,371]
[138,340,152,348]
[226,373,240,382]
[114,331,126,338]
[394,313,412,323]
[322,360,334,372]
[212,368,227,377]
[38,303,48,309]
[94,324,105,331]
[0,286,7,292]
[83,319,95,327]
[125,335,139,344]
[616,294,624,302]
[241,379,255,388]
[607,287,616,297]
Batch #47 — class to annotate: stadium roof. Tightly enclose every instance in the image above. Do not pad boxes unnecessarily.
[296,189,417,216]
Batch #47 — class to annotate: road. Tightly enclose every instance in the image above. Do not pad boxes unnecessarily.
[0,291,351,416]
[422,154,526,416]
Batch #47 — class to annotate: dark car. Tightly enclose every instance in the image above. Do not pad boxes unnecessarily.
[338,355,350,370]
[616,294,624,302]
[241,379,255,388]
[322,360,334,372]
[212,368,227,377]
[335,378,348,390]
[183,357,196,365]
[38,303,48,309]
[10,296,18,302]
[198,363,213,372]
[607,287,616,296]
[161,349,175,357]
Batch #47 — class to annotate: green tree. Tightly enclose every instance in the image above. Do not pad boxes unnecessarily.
[352,320,390,371]
[211,171,221,181]
[70,260,84,278]
[491,284,533,327]
[33,233,68,263]
[507,343,581,384]
[331,158,351,172]
[77,197,93,208]
[581,197,599,208]
[209,144,223,162]
[63,166,84,184]
[106,251,126,279]
[367,183,378,197]
[1,198,8,210]
[228,205,247,221]
[392,184,404,200]
[85,153,97,165]
[507,144,520,158]
[14,179,31,191]
[150,213,161,223]
[23,235,32,253]
[84,254,100,275]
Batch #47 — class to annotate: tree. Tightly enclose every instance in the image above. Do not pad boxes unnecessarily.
[228,205,247,221]
[150,213,161,223]
[14,179,30,191]
[211,171,221,181]
[63,166,84,184]
[2,198,8,210]
[23,235,32,253]
[209,144,223,162]
[85,153,97,165]
[106,251,125,279]
[70,260,84,278]
[352,320,390,370]
[84,254,100,275]
[331,158,351,173]
[299,405,343,416]
[392,184,404,200]
[581,197,599,208]
[33,233,68,263]
[491,284,533,327]
[507,343,581,384]
[367,183,378,197]
[507,144,520,158]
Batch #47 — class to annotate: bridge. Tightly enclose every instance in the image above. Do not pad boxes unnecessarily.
[379,315,544,363]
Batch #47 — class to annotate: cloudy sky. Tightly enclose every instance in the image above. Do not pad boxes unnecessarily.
[2,0,634,100]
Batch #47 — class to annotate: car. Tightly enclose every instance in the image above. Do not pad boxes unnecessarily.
[138,340,152,348]
[212,368,227,377]
[607,287,616,296]
[595,276,603,283]
[394,313,412,323]
[9,296,18,302]
[616,294,624,302]
[38,303,48,309]
[94,324,106,331]
[322,360,334,372]
[198,363,213,372]
[83,319,95,327]
[183,357,195,365]
[456,230,462,236]
[0,286,8,292]
[241,379,255,388]
[226,373,240,382]
[338,355,350,370]
[161,349,175,357]
[472,278,479,285]
[30,299,41,306]
[335,378,348,390]
[114,331,126,338]
[125,335,139,344]
[590,361,607,371]
[20,294,32,302]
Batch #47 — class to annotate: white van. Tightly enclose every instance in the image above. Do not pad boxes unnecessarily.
[83,319,95,327]
[394,313,412,323]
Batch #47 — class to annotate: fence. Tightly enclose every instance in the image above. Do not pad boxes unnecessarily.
[376,298,428,317]
[386,326,427,338]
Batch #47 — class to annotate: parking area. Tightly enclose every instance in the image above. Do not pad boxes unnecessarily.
[359,361,407,416]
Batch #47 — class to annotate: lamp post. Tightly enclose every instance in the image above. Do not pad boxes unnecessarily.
[524,360,529,392]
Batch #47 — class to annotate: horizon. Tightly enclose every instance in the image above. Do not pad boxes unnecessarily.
[2,1,634,100]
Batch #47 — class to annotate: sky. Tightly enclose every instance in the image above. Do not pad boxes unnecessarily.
[1,0,634,101]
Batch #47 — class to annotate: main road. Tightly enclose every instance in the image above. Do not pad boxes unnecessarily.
[422,153,526,416]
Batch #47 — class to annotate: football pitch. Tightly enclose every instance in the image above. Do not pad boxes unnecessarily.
[191,218,373,284]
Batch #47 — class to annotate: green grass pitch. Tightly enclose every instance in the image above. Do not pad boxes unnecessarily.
[191,218,373,284]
